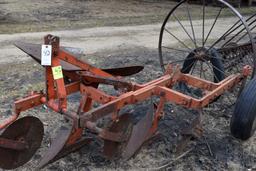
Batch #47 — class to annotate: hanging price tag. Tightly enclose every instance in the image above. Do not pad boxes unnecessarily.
[52,66,63,80]
[41,45,52,66]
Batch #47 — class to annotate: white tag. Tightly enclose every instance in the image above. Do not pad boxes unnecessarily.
[41,45,52,66]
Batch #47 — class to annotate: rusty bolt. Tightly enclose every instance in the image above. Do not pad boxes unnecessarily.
[182,100,187,105]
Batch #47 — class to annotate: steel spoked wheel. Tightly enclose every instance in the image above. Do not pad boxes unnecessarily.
[159,0,255,80]
[158,0,256,108]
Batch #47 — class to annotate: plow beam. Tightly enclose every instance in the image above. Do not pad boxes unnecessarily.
[79,65,250,125]
[0,93,45,130]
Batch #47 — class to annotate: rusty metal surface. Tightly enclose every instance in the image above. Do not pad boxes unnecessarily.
[38,126,73,169]
[47,137,92,166]
[85,120,127,142]
[102,65,144,76]
[15,42,144,76]
[0,116,44,170]
[0,92,45,130]
[103,113,133,158]
[218,42,254,71]
[80,71,134,90]
[121,103,154,160]
[15,42,81,71]
[176,112,202,155]
[0,137,28,151]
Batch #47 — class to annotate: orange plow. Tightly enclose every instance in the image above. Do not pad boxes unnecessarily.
[0,33,253,169]
[1,0,256,169]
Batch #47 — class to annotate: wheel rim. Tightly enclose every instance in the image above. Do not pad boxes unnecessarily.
[159,0,256,79]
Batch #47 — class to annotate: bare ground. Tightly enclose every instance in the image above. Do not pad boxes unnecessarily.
[0,0,255,34]
[0,0,256,171]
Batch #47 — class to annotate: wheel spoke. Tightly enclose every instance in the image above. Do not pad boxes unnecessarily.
[208,61,225,77]
[186,2,197,47]
[166,56,197,64]
[201,58,220,82]
[204,7,223,46]
[206,21,242,52]
[164,28,193,51]
[200,61,203,78]
[199,61,208,80]
[202,0,205,47]
[180,59,197,73]
[202,58,226,80]
[202,62,207,80]
[162,46,192,53]
[235,22,256,43]
[191,60,197,75]
[221,18,256,48]
[173,13,197,48]
[207,14,256,52]
[207,55,230,63]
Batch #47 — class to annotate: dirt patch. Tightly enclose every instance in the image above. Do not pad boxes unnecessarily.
[0,0,174,33]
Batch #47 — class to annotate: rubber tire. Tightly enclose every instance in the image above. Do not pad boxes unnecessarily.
[181,49,225,83]
[230,78,256,140]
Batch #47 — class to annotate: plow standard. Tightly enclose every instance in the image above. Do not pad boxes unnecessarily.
[0,0,256,169]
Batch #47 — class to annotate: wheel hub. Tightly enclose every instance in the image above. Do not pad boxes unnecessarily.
[194,47,209,61]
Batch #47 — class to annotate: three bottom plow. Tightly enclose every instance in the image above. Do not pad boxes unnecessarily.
[0,34,252,169]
